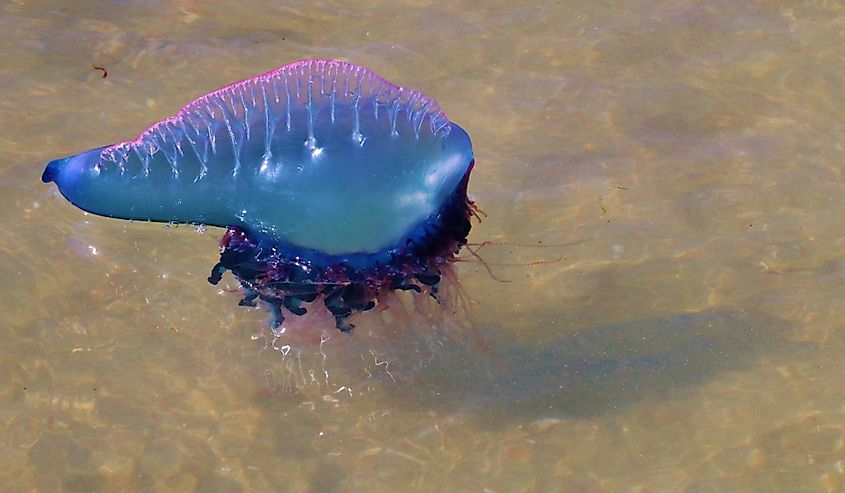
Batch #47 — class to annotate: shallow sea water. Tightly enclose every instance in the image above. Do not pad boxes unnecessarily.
[2,0,845,491]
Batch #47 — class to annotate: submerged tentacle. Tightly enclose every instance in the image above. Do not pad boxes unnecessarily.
[210,162,475,332]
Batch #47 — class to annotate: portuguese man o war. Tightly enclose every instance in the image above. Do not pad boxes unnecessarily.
[42,60,476,332]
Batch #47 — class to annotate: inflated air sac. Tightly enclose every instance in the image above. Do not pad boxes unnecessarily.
[43,60,476,331]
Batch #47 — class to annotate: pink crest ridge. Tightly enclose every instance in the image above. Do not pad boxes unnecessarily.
[100,60,453,163]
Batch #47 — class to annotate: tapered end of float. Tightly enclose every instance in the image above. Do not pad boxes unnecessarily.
[42,157,67,184]
[41,146,112,218]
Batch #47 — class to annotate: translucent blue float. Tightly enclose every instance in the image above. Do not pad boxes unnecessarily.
[43,60,476,331]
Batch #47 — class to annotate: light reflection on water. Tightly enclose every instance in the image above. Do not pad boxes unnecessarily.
[2,0,845,491]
